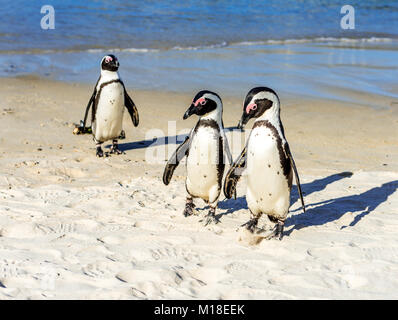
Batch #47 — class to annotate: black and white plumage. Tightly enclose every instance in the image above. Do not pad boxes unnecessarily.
[224,87,305,240]
[78,54,139,157]
[163,90,232,225]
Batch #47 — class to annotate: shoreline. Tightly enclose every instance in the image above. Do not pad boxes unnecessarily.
[1,39,398,106]
[0,75,397,187]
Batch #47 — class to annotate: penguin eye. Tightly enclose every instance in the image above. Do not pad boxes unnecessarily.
[194,97,206,107]
[246,103,257,114]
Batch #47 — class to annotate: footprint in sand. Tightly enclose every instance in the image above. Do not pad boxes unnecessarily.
[224,262,249,274]
[35,219,100,236]
[149,246,201,263]
[362,247,398,263]
[0,259,24,278]
[34,222,76,235]
[82,260,120,279]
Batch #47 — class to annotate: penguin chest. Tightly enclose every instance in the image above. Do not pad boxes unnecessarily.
[94,83,125,142]
[186,126,223,201]
[246,127,290,217]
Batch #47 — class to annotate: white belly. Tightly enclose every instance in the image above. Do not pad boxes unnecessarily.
[186,126,223,203]
[93,83,125,142]
[246,127,290,220]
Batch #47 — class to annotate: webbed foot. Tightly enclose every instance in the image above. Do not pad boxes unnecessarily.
[201,207,220,226]
[183,198,195,217]
[110,145,124,155]
[256,220,284,240]
[241,218,258,233]
[96,146,104,157]
[110,140,125,155]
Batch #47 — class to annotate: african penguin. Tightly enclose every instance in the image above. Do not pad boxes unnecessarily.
[163,90,233,226]
[80,54,139,157]
[224,87,305,240]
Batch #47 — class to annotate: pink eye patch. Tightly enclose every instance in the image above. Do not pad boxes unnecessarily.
[105,56,113,63]
[246,103,257,114]
[193,97,206,107]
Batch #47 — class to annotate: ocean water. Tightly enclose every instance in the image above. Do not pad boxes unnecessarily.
[1,1,398,105]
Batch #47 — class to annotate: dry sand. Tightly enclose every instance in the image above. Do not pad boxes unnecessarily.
[0,76,397,299]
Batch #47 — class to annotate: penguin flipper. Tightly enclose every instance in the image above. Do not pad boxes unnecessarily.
[163,136,190,185]
[74,90,96,135]
[124,90,139,127]
[223,146,247,199]
[284,142,306,213]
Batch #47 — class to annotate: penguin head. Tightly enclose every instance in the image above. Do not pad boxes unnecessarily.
[101,54,120,72]
[237,87,280,129]
[183,90,222,120]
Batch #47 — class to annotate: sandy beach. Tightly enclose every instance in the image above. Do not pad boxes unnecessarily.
[0,76,397,299]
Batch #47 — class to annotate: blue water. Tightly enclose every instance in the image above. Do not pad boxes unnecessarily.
[2,0,398,52]
[1,1,397,106]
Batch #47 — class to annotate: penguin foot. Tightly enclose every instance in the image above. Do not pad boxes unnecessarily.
[201,208,220,226]
[110,144,124,155]
[73,122,92,135]
[96,147,104,157]
[241,218,258,233]
[119,130,126,140]
[275,221,284,241]
[259,221,284,240]
[183,199,195,217]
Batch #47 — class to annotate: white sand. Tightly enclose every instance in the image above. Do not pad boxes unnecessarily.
[0,77,397,299]
[1,171,397,299]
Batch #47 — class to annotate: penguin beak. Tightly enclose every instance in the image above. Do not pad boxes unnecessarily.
[183,104,195,120]
[237,113,249,130]
[237,119,244,130]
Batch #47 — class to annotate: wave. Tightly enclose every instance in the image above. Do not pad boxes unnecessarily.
[0,47,161,55]
[86,48,159,53]
[171,41,229,51]
[232,37,395,46]
[0,37,396,55]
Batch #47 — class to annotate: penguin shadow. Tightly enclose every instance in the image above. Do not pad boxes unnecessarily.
[290,171,354,205]
[217,196,247,218]
[195,201,246,213]
[105,133,189,152]
[217,171,354,219]
[285,179,398,236]
[107,126,239,152]
[184,196,248,221]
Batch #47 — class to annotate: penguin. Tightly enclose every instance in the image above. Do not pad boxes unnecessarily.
[77,54,139,157]
[163,90,233,225]
[223,87,305,240]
